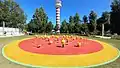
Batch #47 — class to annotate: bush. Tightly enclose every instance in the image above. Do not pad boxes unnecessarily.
[111,35,120,40]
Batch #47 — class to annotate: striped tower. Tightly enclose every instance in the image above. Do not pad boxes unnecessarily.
[56,0,62,33]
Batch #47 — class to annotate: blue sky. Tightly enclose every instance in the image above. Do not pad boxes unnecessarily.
[15,0,111,24]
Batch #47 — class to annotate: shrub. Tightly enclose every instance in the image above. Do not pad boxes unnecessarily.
[111,35,120,40]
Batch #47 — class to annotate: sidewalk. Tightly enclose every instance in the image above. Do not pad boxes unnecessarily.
[0,34,24,38]
[95,36,111,39]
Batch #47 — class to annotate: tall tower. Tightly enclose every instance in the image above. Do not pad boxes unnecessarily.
[56,0,62,33]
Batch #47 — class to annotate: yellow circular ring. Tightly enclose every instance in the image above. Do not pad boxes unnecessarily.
[2,38,120,68]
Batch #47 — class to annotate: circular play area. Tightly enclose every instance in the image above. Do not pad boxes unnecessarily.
[2,35,120,68]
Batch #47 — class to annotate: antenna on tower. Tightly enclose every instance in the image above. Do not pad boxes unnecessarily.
[56,0,62,8]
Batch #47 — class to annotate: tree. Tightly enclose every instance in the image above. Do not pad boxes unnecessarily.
[97,11,110,36]
[45,21,53,33]
[30,7,48,33]
[73,13,81,33]
[74,22,81,33]
[89,11,97,34]
[0,0,10,22]
[0,0,26,35]
[27,19,38,33]
[54,25,57,32]
[27,7,54,33]
[81,23,89,34]
[69,16,74,23]
[68,13,81,33]
[82,15,89,34]
[68,16,75,33]
[83,15,88,24]
[0,0,26,29]
[74,13,80,24]
[110,0,120,34]
[60,20,68,33]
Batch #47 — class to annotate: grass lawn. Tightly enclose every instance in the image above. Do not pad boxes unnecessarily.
[0,35,120,68]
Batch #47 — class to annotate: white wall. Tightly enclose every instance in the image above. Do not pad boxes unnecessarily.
[0,27,22,35]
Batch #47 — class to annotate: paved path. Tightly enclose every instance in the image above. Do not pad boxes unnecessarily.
[0,34,24,38]
[0,37,26,68]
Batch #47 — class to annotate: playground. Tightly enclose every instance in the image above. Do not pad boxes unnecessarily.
[1,35,120,68]
[1,0,120,68]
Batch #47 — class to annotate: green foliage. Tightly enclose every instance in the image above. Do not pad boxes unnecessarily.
[74,22,81,33]
[74,13,80,23]
[27,19,38,33]
[83,15,88,23]
[60,20,68,33]
[110,0,120,34]
[27,7,53,33]
[32,7,48,33]
[68,13,81,33]
[69,16,74,23]
[111,0,120,12]
[0,0,26,29]
[111,35,120,40]
[60,13,90,35]
[97,11,110,32]
[68,16,75,33]
[68,23,74,33]
[54,25,57,32]
[81,23,89,33]
[45,21,53,33]
[89,11,97,33]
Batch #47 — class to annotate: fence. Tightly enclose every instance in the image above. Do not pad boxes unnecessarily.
[0,27,22,35]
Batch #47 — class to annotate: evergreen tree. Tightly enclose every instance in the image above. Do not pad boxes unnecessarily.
[83,15,88,24]
[74,13,80,24]
[28,19,38,33]
[68,16,75,33]
[73,13,81,33]
[110,0,120,34]
[45,21,53,33]
[74,22,81,33]
[89,11,97,34]
[29,7,48,33]
[60,20,68,33]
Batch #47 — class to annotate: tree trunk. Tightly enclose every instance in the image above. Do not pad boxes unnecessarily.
[102,24,104,36]
[3,21,5,35]
[94,22,97,34]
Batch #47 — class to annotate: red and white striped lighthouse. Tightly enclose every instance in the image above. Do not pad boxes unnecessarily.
[56,0,62,33]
